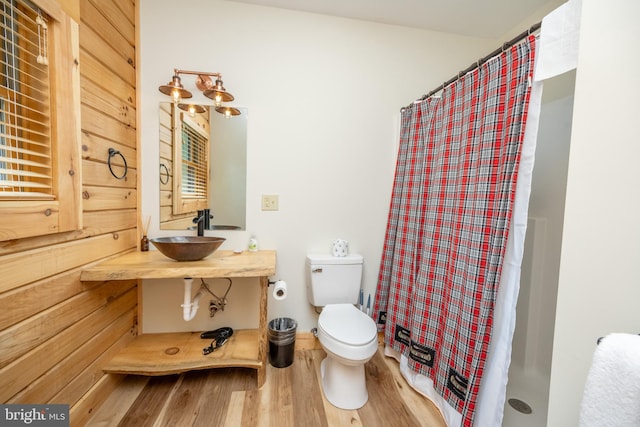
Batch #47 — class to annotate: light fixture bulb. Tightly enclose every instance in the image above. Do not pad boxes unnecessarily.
[188,105,196,117]
[215,93,222,107]
[215,106,240,117]
[171,88,181,103]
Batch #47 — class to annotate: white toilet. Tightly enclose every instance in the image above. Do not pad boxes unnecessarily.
[306,254,378,410]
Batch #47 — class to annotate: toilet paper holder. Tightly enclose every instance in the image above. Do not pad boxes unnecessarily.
[268,279,288,300]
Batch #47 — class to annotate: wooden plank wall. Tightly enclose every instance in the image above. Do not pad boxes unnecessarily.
[0,0,138,425]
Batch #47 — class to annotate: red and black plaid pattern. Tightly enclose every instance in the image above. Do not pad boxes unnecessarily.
[374,36,536,426]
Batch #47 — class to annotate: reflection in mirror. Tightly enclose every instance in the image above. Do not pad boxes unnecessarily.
[159,103,247,231]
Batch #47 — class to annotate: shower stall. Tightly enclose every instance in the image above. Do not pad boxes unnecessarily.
[503,72,575,427]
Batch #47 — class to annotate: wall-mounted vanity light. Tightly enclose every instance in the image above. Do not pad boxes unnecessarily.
[159,69,240,116]
[178,103,206,116]
[215,106,241,119]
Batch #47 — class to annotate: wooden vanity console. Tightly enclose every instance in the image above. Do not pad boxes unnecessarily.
[80,250,276,387]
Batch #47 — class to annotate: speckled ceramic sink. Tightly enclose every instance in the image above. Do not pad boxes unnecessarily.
[150,236,226,261]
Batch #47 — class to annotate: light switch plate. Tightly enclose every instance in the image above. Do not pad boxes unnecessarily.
[261,194,279,211]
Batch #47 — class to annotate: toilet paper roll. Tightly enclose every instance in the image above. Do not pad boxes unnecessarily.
[272,280,288,300]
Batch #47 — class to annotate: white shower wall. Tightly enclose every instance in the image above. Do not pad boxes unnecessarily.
[512,216,548,375]
[504,73,575,427]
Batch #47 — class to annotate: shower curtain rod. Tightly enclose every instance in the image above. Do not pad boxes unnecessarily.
[405,21,541,109]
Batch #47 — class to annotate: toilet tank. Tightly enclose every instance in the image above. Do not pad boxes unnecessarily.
[306,254,363,307]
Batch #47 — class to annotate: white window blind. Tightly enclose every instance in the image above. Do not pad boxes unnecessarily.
[0,0,51,199]
[180,120,208,200]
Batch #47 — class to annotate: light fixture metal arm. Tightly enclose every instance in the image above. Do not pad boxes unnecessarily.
[160,68,239,116]
[174,69,222,78]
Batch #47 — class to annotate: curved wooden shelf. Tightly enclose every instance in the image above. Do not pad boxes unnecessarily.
[103,330,261,376]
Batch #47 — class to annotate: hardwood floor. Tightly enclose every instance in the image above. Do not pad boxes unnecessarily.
[85,347,446,426]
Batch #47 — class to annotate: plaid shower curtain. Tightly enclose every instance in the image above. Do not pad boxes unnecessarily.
[374,36,536,427]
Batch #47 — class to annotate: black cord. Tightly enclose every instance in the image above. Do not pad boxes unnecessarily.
[108,148,128,179]
[201,327,233,355]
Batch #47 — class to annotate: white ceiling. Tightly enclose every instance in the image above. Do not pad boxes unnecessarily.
[225,0,557,38]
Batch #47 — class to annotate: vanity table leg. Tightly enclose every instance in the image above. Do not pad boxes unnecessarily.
[257,276,268,388]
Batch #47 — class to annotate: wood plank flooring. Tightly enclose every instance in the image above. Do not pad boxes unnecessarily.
[85,347,447,427]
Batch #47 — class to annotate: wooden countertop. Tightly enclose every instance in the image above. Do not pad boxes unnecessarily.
[80,250,276,281]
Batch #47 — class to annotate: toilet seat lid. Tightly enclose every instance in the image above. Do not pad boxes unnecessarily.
[319,304,377,346]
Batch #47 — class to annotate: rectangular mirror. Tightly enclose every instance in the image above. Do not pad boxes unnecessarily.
[159,103,247,230]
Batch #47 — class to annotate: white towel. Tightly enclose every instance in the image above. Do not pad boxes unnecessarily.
[534,0,582,81]
[579,333,640,427]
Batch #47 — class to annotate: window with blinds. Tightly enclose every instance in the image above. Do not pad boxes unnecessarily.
[0,0,81,242]
[172,110,209,215]
[180,120,208,200]
[0,0,52,200]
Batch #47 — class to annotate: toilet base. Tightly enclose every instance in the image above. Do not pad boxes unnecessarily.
[320,355,368,410]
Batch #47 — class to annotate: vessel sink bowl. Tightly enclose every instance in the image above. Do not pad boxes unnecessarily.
[209,225,242,231]
[187,225,242,231]
[150,236,226,261]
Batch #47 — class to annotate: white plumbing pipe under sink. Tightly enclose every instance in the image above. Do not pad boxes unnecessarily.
[182,277,203,321]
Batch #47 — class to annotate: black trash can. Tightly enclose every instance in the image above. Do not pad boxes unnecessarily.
[267,317,297,368]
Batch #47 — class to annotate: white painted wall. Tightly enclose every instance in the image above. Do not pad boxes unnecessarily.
[139,0,496,333]
[547,0,640,425]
